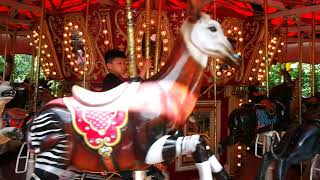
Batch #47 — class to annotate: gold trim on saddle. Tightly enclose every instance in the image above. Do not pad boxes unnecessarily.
[63,97,128,158]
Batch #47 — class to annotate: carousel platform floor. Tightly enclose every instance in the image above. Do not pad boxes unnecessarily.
[235,152,310,180]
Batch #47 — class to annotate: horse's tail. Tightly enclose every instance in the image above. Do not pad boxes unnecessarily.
[28,107,72,179]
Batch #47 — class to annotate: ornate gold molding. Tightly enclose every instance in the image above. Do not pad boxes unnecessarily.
[61,13,96,79]
[134,10,173,76]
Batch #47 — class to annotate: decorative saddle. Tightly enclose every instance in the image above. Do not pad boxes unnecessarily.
[255,99,284,129]
[2,108,28,129]
[63,83,140,158]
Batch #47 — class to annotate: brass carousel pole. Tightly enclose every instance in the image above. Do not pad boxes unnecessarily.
[298,22,304,180]
[212,0,217,155]
[154,0,163,73]
[145,0,151,78]
[282,25,288,83]
[264,0,269,98]
[311,7,316,96]
[33,0,45,112]
[2,11,9,80]
[0,12,9,129]
[83,0,90,88]
[126,0,137,78]
[213,0,217,19]
[298,31,303,125]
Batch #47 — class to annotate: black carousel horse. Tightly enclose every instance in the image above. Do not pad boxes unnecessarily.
[256,96,320,180]
[219,70,296,152]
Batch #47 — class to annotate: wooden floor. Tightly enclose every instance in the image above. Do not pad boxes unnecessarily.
[235,152,310,180]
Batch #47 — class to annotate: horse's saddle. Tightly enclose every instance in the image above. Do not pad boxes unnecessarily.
[2,108,28,128]
[256,108,277,129]
[64,96,128,157]
[63,83,140,158]
[255,100,280,128]
[72,83,129,106]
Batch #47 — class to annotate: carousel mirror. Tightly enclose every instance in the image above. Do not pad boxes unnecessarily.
[176,100,221,171]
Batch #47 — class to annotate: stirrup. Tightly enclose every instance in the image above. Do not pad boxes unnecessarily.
[255,131,280,158]
[15,142,30,173]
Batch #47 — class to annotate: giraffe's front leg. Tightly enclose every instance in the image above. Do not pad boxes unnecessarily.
[145,135,230,180]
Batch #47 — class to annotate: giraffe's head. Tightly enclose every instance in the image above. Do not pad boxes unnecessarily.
[182,0,240,68]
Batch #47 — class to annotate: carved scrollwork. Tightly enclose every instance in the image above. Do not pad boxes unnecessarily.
[61,14,96,79]
[134,10,173,75]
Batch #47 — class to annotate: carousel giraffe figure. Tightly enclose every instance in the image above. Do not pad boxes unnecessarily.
[26,0,239,179]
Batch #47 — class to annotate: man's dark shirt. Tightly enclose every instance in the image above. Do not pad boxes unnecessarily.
[103,73,124,91]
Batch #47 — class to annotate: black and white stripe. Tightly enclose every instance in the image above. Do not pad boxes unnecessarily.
[28,108,71,179]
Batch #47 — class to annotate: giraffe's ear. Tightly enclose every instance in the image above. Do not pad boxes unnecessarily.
[187,0,210,22]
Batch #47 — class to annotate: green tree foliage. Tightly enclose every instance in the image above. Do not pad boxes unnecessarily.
[0,54,44,83]
[12,54,33,82]
[0,56,5,73]
[269,62,320,97]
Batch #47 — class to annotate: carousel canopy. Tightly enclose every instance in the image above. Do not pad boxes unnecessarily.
[1,0,320,63]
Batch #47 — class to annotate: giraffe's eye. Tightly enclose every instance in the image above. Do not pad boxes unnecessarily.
[208,26,217,32]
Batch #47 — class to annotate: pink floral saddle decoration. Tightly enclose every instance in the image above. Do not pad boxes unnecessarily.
[63,97,128,157]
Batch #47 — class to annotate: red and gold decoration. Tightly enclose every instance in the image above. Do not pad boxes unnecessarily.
[63,97,128,158]
[28,21,63,80]
[62,19,93,78]
[247,35,283,82]
[134,10,173,76]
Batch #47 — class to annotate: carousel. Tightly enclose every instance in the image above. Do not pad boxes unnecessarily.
[0,0,319,180]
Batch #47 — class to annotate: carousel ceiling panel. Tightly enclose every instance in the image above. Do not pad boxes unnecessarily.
[3,0,320,33]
